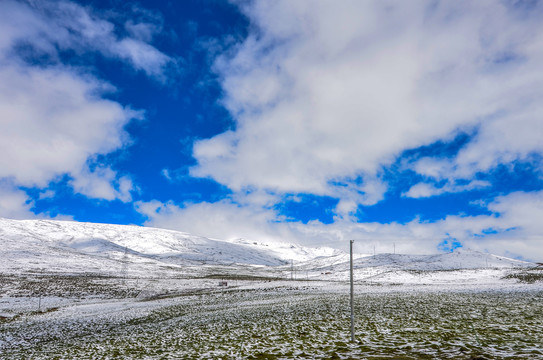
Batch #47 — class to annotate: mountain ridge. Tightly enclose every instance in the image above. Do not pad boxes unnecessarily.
[0,218,535,280]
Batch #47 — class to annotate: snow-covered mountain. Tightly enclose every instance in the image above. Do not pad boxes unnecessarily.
[0,218,339,276]
[0,218,535,281]
[295,249,535,283]
[299,250,533,272]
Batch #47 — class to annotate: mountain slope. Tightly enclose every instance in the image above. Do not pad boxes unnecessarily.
[0,218,535,282]
[295,249,535,284]
[0,218,339,276]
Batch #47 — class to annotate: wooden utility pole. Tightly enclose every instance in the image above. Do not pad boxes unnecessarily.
[350,239,355,343]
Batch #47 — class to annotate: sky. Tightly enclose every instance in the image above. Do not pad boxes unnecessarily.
[1,0,543,261]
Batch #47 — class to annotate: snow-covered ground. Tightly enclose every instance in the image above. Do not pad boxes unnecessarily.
[0,218,341,276]
[1,278,542,359]
[1,218,543,359]
[1,217,535,278]
[1,216,541,314]
[296,248,536,285]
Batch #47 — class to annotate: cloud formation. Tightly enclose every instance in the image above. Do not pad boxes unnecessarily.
[0,180,36,220]
[191,0,543,204]
[137,189,543,261]
[2,0,540,260]
[403,180,491,199]
[133,0,543,261]
[0,0,170,217]
[0,63,134,187]
[0,0,173,80]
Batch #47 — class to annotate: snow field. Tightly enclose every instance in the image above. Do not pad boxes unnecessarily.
[1,278,542,359]
[1,217,542,359]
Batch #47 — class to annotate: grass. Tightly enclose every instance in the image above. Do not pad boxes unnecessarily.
[503,269,543,283]
[201,273,282,281]
[0,273,136,298]
[1,282,542,359]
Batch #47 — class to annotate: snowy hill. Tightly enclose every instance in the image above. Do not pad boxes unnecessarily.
[2,222,541,360]
[0,218,535,283]
[299,250,532,273]
[0,218,339,276]
[294,249,535,284]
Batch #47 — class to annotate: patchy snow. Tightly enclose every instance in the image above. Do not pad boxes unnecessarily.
[1,218,541,359]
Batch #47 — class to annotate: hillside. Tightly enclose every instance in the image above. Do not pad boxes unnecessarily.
[0,218,536,284]
[0,218,339,276]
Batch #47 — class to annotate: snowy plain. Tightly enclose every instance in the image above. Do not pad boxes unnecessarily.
[1,218,542,359]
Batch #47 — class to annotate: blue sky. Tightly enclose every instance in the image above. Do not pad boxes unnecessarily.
[1,0,543,260]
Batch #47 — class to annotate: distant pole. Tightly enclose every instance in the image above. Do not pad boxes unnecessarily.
[291,259,293,280]
[350,240,355,343]
[393,243,396,255]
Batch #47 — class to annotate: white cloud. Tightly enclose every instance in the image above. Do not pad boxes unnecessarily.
[191,0,543,208]
[0,0,174,80]
[38,190,56,200]
[134,196,438,253]
[0,63,135,187]
[158,1,543,260]
[403,180,491,198]
[452,102,543,178]
[124,19,161,43]
[0,0,171,207]
[115,38,173,80]
[0,180,73,220]
[485,191,543,235]
[409,157,454,181]
[137,190,543,261]
[135,199,283,243]
[0,180,36,220]
[70,166,135,203]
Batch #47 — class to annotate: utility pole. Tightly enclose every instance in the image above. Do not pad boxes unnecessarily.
[350,240,355,343]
